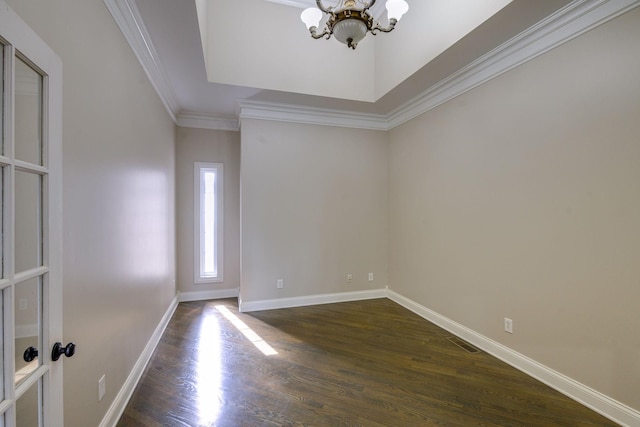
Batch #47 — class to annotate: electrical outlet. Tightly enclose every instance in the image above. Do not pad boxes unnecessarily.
[277,279,284,289]
[19,299,28,311]
[368,273,374,282]
[98,374,106,401]
[504,318,513,334]
[347,274,353,283]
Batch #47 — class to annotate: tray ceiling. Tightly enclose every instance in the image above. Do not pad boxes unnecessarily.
[197,0,513,102]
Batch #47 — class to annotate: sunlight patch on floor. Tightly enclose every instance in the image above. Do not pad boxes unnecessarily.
[215,305,278,356]
[196,315,222,425]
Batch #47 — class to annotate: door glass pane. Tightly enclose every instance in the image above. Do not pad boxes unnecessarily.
[15,171,42,273]
[16,381,40,427]
[14,56,43,166]
[14,277,41,386]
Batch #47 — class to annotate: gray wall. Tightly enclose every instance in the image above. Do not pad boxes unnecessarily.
[6,0,177,426]
[388,7,640,410]
[176,126,241,296]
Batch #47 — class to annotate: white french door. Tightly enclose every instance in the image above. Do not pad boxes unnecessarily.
[0,2,63,426]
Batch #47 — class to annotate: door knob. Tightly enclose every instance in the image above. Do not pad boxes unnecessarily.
[23,346,38,363]
[51,342,76,361]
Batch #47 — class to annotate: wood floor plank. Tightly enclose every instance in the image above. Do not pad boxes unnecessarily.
[117,298,617,426]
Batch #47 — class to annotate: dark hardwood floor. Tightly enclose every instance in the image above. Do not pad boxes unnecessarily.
[117,298,616,426]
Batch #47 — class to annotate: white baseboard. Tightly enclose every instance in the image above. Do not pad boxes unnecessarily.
[239,288,387,312]
[99,295,179,427]
[178,287,239,302]
[386,289,640,427]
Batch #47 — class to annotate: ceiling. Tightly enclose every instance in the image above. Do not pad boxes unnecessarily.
[129,0,573,126]
[195,0,514,103]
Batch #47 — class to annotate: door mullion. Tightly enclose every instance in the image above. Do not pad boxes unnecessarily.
[13,161,47,175]
[2,42,17,415]
[13,267,48,284]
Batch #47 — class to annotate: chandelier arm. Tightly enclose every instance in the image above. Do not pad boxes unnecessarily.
[370,18,398,34]
[315,0,332,14]
[362,0,377,13]
[309,26,332,40]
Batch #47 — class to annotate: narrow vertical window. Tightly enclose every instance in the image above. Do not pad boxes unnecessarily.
[195,162,223,283]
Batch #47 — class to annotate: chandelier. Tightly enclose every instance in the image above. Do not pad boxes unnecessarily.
[301,0,409,50]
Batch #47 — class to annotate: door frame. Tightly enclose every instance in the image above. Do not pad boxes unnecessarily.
[0,1,63,425]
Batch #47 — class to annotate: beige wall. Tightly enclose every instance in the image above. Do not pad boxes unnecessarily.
[240,119,389,304]
[389,8,640,411]
[176,127,241,295]
[6,1,177,426]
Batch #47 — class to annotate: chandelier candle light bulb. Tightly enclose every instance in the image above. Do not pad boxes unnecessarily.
[301,7,323,29]
[386,0,409,21]
[301,0,409,49]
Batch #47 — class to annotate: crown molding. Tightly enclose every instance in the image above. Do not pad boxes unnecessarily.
[386,0,640,129]
[103,0,243,131]
[240,0,640,131]
[177,112,239,131]
[106,0,639,131]
[239,100,388,131]
[103,0,179,122]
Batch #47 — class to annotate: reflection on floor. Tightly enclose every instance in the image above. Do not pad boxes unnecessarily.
[118,298,616,426]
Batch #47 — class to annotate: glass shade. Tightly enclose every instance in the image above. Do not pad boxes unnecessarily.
[301,7,323,29]
[386,0,409,21]
[333,18,368,46]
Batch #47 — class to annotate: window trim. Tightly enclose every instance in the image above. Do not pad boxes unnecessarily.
[194,162,223,283]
